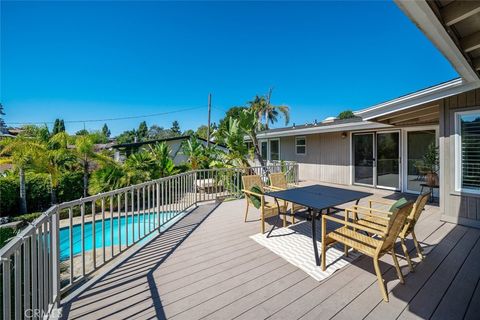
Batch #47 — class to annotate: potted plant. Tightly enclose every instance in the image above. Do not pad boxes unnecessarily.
[422,143,439,186]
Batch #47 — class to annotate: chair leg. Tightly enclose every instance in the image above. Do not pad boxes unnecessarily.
[321,220,327,271]
[400,238,414,272]
[261,214,265,234]
[412,231,424,260]
[391,248,405,284]
[244,200,249,222]
[344,244,349,257]
[373,256,389,302]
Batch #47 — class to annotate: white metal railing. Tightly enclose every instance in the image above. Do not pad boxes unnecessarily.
[0,164,298,319]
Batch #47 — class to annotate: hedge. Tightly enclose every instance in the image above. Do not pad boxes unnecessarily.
[0,171,84,217]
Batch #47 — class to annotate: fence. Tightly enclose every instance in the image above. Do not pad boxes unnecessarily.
[0,164,298,319]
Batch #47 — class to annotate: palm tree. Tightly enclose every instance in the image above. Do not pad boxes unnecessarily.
[182,136,208,170]
[123,151,155,184]
[89,163,126,194]
[36,132,75,204]
[248,89,290,130]
[213,117,250,168]
[149,142,178,178]
[73,134,112,197]
[0,137,42,213]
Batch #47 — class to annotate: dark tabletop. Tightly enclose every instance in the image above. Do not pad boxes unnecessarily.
[266,184,372,211]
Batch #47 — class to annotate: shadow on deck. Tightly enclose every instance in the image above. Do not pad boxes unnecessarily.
[60,187,479,320]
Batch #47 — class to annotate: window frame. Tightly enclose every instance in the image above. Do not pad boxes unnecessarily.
[295,136,307,155]
[269,138,281,161]
[455,109,480,194]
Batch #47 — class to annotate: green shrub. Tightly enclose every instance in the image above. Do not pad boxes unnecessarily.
[0,227,17,248]
[25,172,51,213]
[0,177,19,216]
[12,212,42,223]
[57,171,84,203]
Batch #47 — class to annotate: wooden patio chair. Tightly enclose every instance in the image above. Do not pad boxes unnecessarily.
[321,201,414,302]
[268,172,304,226]
[242,175,287,233]
[348,192,430,272]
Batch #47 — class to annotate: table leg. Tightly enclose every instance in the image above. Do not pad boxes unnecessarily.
[311,208,320,266]
[267,198,282,238]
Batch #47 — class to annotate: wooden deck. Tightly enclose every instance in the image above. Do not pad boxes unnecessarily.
[61,188,480,320]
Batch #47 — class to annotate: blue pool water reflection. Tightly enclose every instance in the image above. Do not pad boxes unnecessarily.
[59,212,178,261]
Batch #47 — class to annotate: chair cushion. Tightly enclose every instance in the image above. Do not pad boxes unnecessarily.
[249,185,263,209]
[389,197,408,213]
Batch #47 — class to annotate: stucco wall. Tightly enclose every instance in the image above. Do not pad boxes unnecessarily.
[279,132,351,185]
[440,88,480,227]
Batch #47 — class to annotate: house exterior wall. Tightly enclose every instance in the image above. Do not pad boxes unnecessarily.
[278,132,351,185]
[440,88,480,228]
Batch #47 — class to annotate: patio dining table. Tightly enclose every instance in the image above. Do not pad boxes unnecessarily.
[266,185,372,266]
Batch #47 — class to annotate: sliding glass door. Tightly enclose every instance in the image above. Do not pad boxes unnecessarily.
[405,130,437,193]
[353,132,400,190]
[353,133,375,186]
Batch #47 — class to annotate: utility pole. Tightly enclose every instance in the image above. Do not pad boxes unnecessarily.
[207,93,212,146]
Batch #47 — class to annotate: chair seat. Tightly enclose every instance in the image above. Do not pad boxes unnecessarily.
[263,202,286,218]
[356,216,388,231]
[326,227,381,256]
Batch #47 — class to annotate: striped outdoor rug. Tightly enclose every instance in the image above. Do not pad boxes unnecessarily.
[250,219,361,281]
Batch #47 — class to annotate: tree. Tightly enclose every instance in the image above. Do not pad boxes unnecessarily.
[37,132,75,204]
[218,106,247,132]
[102,123,111,138]
[75,129,89,136]
[337,110,355,120]
[0,137,43,213]
[19,124,50,143]
[52,119,65,135]
[0,103,6,133]
[249,89,290,130]
[115,129,137,144]
[238,108,269,171]
[138,121,148,141]
[170,121,181,136]
[213,117,250,168]
[73,134,112,197]
[149,142,178,177]
[182,136,208,170]
[147,125,171,140]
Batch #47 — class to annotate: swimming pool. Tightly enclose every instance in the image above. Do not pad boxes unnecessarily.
[59,211,180,261]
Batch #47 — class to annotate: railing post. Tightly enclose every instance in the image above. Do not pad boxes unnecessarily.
[51,206,61,310]
[157,181,161,228]
[194,171,198,205]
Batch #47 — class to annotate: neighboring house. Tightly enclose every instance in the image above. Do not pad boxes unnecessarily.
[256,0,480,229]
[111,135,228,165]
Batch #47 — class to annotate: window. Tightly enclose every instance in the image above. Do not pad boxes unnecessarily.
[296,136,306,155]
[456,110,480,193]
[261,141,268,160]
[269,139,280,161]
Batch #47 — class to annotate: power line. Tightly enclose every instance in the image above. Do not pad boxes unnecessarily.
[5,106,205,125]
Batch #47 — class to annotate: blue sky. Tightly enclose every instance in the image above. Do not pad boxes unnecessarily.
[1,1,457,136]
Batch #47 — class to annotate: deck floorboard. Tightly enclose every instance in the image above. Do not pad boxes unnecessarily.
[61,188,479,320]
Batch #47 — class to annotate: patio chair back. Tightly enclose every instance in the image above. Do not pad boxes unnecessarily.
[242,175,264,193]
[380,201,414,254]
[269,172,287,189]
[401,192,430,237]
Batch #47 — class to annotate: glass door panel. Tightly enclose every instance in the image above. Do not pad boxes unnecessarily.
[353,134,374,185]
[406,130,436,193]
[376,132,400,189]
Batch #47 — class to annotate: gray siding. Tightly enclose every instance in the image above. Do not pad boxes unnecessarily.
[440,88,480,227]
[279,132,350,185]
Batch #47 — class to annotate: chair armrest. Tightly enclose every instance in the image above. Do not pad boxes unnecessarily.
[242,189,265,198]
[369,199,393,207]
[265,186,285,191]
[345,208,391,222]
[351,205,393,215]
[322,214,386,236]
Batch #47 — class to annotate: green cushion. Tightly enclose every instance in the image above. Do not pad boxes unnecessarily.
[389,197,408,213]
[249,185,263,209]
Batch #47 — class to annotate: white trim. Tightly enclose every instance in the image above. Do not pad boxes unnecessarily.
[401,125,439,194]
[357,79,480,121]
[269,138,281,161]
[295,136,307,155]
[455,109,480,195]
[394,1,478,83]
[256,121,390,139]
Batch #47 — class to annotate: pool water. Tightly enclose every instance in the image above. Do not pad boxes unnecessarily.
[59,211,179,261]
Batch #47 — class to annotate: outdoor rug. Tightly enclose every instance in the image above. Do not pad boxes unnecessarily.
[250,219,362,281]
